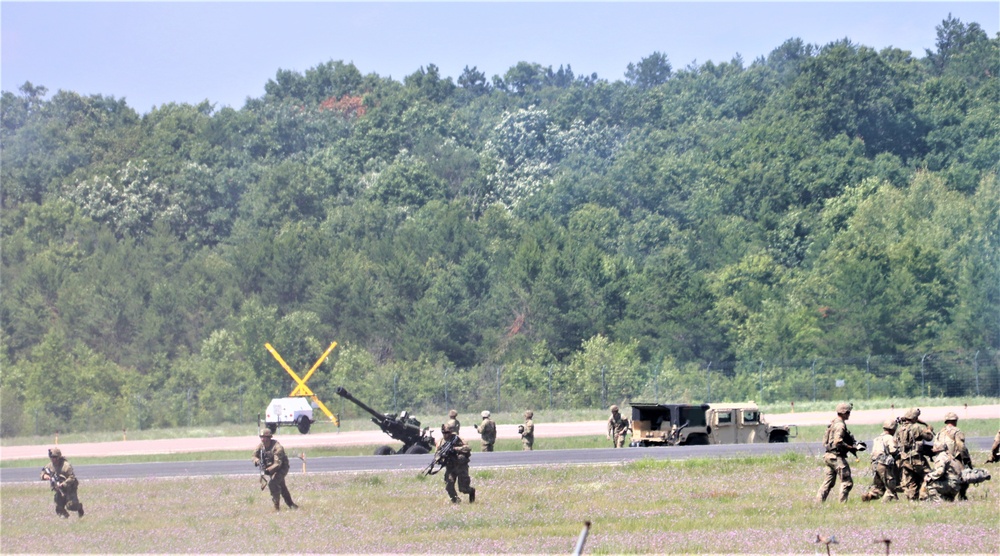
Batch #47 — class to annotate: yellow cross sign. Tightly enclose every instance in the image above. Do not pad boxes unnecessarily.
[265,342,339,426]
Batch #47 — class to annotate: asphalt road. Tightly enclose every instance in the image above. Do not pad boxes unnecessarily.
[2,438,996,485]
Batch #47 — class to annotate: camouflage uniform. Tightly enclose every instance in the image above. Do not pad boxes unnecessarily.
[436,425,475,503]
[936,413,972,500]
[862,420,900,502]
[476,411,496,452]
[446,409,461,435]
[816,403,860,503]
[40,448,84,518]
[894,408,934,501]
[922,442,963,502]
[607,406,629,448]
[521,410,535,451]
[986,430,1000,464]
[253,429,297,511]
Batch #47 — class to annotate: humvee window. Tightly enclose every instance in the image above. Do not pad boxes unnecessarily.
[717,411,733,424]
[743,410,759,423]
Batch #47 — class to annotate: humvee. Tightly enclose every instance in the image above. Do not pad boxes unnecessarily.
[705,401,795,443]
[629,401,796,446]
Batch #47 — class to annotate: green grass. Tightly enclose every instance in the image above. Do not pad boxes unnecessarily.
[2,450,997,553]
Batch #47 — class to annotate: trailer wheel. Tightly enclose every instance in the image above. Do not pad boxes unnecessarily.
[374,445,395,456]
[681,434,709,446]
[297,418,311,434]
[266,423,278,434]
[405,445,429,455]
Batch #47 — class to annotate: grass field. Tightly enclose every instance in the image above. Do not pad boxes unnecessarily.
[2,449,998,554]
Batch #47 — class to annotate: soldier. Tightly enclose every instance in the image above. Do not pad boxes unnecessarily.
[607,405,629,448]
[446,409,461,434]
[520,410,535,451]
[936,411,973,500]
[862,419,900,502]
[477,410,497,452]
[922,440,963,502]
[986,429,1000,464]
[894,407,934,500]
[434,422,475,503]
[816,402,865,503]
[252,429,298,511]
[40,447,84,518]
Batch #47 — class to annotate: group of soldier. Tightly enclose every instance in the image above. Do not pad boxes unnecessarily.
[40,403,1000,516]
[817,403,998,504]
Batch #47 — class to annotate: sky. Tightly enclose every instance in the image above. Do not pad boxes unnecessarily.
[2,2,998,114]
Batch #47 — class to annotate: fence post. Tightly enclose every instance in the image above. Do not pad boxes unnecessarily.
[496,365,502,412]
[920,353,929,397]
[393,374,398,413]
[548,364,553,409]
[758,361,764,404]
[601,365,607,409]
[811,359,817,402]
[973,350,980,397]
[866,356,871,399]
[706,361,712,403]
[444,367,449,410]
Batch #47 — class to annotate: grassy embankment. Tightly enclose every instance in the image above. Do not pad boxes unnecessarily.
[2,449,998,553]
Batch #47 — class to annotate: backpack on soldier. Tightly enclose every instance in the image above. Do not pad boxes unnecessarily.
[822,421,837,452]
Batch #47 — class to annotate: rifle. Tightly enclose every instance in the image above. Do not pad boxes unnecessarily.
[256,445,270,490]
[43,466,64,496]
[423,435,460,476]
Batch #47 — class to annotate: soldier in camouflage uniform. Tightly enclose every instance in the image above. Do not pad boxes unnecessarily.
[521,410,535,451]
[986,430,1000,464]
[435,422,475,503]
[922,440,963,502]
[607,405,630,448]
[446,409,461,434]
[936,412,973,500]
[862,419,900,502]
[894,408,934,501]
[40,448,84,518]
[476,410,496,452]
[252,429,298,511]
[816,403,865,503]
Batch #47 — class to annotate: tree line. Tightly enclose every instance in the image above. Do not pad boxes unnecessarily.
[1,16,997,436]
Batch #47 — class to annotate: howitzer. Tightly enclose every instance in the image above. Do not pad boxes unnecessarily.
[423,434,460,476]
[334,386,435,455]
[42,467,64,496]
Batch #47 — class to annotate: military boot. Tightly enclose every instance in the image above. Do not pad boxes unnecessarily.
[468,488,476,503]
[77,503,85,517]
[450,496,460,503]
[273,500,281,511]
[57,509,70,518]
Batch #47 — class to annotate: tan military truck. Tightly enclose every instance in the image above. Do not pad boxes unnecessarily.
[705,401,795,443]
[629,401,795,446]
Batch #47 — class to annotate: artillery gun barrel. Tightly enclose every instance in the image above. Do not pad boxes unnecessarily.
[333,387,386,422]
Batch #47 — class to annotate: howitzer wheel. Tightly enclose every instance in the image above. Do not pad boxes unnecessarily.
[404,445,430,455]
[374,445,395,456]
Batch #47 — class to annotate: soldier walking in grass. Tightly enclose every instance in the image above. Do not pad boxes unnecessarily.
[477,410,496,452]
[936,412,973,500]
[862,419,901,502]
[252,429,298,511]
[434,422,475,503]
[816,403,865,503]
[520,410,535,451]
[607,405,630,448]
[894,407,934,500]
[40,447,84,518]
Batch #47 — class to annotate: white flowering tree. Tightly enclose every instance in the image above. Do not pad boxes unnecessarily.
[66,160,179,238]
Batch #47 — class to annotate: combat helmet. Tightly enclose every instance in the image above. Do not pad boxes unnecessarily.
[882,419,897,432]
[48,447,62,458]
[944,411,958,422]
[903,408,921,421]
[610,405,619,413]
[835,402,853,415]
[259,428,273,438]
[481,410,491,418]
[448,409,458,419]
[524,410,534,419]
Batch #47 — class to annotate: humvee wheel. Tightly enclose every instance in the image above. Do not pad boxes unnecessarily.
[297,417,311,434]
[682,434,709,446]
[405,445,430,455]
[769,431,788,443]
[374,445,395,456]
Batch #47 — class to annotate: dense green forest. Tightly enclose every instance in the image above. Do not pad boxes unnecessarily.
[2,16,998,436]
